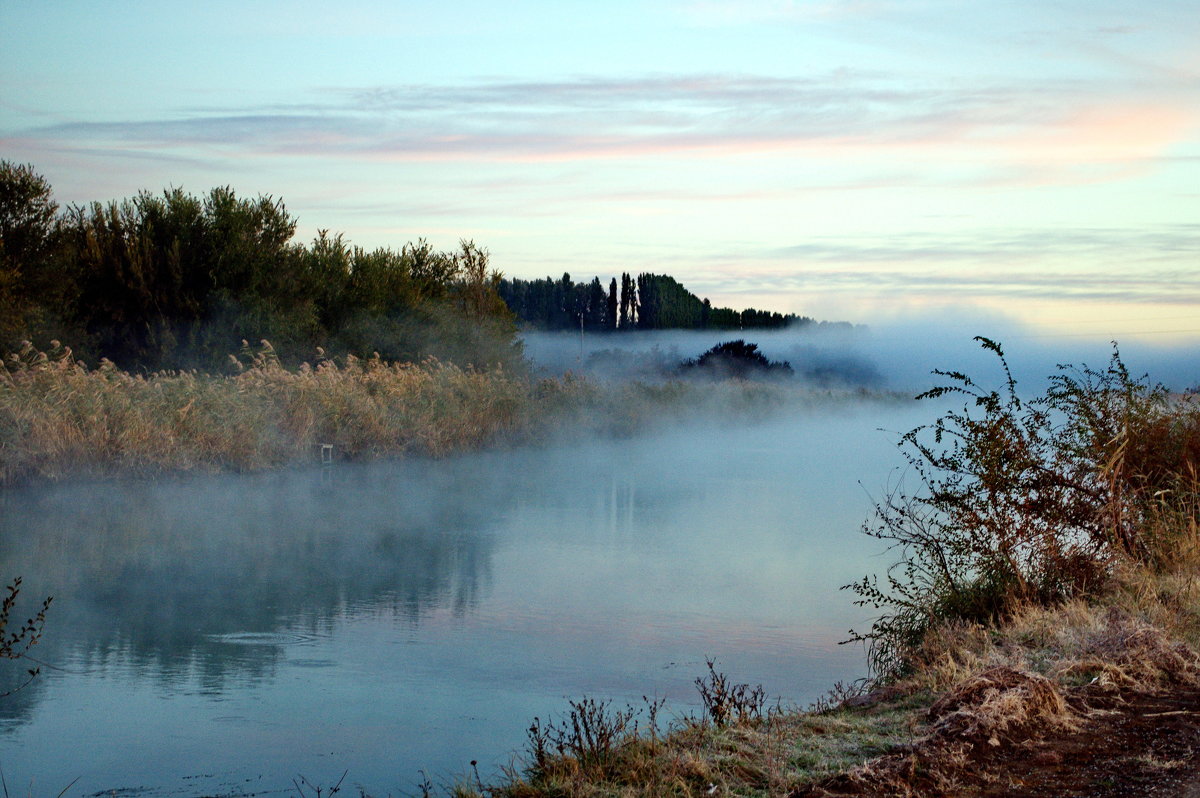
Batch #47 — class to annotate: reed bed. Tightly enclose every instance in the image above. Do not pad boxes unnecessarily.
[1,340,860,486]
[0,341,529,484]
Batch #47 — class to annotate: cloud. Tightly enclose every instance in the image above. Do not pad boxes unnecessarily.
[704,266,1200,306]
[673,224,1200,305]
[761,225,1200,264]
[679,0,889,26]
[10,72,1196,180]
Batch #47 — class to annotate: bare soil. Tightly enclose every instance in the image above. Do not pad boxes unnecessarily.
[972,686,1200,798]
[795,686,1200,797]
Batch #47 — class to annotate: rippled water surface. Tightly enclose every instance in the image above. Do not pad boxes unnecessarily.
[0,403,923,796]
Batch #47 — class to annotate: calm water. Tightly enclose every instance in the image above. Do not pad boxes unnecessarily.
[0,403,922,797]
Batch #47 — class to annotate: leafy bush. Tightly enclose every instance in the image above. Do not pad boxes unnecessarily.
[847,338,1197,678]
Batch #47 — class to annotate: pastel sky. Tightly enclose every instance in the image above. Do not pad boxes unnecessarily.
[3,0,1199,339]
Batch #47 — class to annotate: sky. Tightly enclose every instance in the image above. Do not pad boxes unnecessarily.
[3,0,1199,342]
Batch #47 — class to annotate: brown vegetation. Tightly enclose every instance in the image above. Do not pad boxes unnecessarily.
[0,340,851,486]
[0,339,528,484]
[465,541,1200,798]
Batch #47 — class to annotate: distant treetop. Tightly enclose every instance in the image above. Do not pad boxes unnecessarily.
[496,272,815,332]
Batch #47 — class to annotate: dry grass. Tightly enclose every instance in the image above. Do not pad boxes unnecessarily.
[924,666,1076,744]
[795,520,1200,795]
[889,497,1200,697]
[0,341,528,484]
[482,694,930,798]
[0,340,871,486]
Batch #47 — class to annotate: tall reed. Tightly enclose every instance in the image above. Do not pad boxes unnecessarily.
[1,340,850,485]
[0,341,527,484]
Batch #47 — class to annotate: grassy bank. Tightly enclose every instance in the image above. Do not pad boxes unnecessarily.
[461,551,1200,797]
[0,340,870,486]
[448,339,1200,798]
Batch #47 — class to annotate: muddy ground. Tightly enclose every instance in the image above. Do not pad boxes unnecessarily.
[972,687,1200,798]
[796,685,1200,797]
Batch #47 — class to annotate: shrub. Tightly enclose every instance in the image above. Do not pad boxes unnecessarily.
[525,697,640,779]
[680,340,792,379]
[695,658,767,727]
[846,338,1197,678]
[1,577,52,697]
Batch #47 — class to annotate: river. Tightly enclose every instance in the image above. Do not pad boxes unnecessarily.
[0,401,924,796]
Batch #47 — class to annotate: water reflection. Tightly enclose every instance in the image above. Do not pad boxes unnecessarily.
[0,407,917,795]
[0,465,501,711]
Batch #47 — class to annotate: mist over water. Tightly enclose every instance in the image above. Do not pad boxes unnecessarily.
[0,323,1193,795]
[522,321,1200,393]
[0,398,932,796]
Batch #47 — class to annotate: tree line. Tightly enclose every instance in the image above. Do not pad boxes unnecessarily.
[0,162,518,371]
[497,272,812,332]
[2,161,833,372]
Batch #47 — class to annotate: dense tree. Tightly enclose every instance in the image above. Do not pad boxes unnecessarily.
[1,167,520,370]
[59,186,317,366]
[495,272,616,332]
[4,165,836,369]
[636,273,704,329]
[619,272,634,329]
[0,161,63,348]
[0,162,57,274]
[497,269,816,333]
[607,278,618,332]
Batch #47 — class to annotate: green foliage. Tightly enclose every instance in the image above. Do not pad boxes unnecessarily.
[497,270,814,332]
[496,271,616,332]
[1,165,521,371]
[634,272,808,331]
[60,186,318,367]
[846,337,1191,678]
[0,161,65,349]
[0,161,58,272]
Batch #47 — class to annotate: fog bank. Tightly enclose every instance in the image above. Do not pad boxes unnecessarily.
[521,318,1200,394]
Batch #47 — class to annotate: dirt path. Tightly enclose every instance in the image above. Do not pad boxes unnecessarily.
[796,686,1200,797]
[972,687,1200,797]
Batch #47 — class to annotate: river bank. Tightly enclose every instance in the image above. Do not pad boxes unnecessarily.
[457,340,1200,797]
[453,557,1200,797]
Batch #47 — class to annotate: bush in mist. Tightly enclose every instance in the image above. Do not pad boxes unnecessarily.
[847,337,1200,678]
[680,340,793,380]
